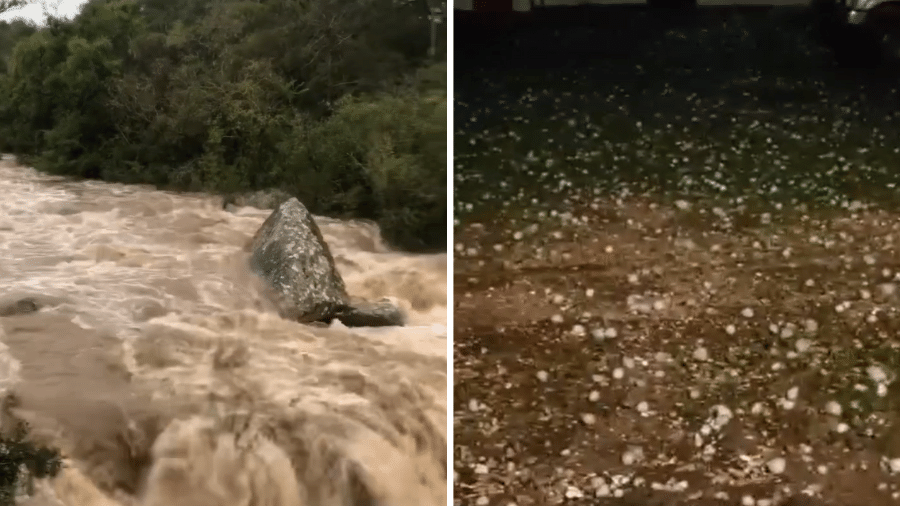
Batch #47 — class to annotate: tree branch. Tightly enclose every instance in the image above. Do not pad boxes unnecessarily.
[0,0,31,15]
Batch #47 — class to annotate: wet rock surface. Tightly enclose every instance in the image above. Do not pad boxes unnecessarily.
[0,298,39,317]
[250,198,405,327]
[333,298,406,328]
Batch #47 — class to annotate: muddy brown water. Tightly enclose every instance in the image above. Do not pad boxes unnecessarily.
[0,158,447,506]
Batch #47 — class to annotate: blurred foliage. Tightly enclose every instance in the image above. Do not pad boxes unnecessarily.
[0,0,446,252]
[0,418,63,505]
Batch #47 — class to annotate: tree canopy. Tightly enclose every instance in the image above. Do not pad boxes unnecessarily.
[0,0,446,251]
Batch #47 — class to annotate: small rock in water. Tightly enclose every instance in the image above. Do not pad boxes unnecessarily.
[333,299,405,327]
[0,298,39,317]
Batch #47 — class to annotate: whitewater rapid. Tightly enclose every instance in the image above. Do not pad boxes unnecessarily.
[0,157,447,506]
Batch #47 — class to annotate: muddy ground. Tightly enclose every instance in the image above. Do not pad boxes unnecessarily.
[454,5,900,506]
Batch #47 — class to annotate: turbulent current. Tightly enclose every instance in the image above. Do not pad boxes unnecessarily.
[0,157,448,506]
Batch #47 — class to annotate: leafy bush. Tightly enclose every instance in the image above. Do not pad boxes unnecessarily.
[0,420,62,506]
[0,0,446,252]
[280,64,446,252]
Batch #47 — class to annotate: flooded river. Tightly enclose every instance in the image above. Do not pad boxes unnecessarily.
[0,157,448,506]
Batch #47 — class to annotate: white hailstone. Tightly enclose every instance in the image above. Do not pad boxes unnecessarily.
[636,401,649,414]
[786,387,799,400]
[878,383,889,397]
[581,413,597,425]
[627,273,639,284]
[867,313,878,323]
[536,370,549,382]
[864,254,876,265]
[760,213,771,224]
[883,268,892,278]
[476,496,489,506]
[817,465,828,475]
[622,446,644,465]
[741,307,754,318]
[769,323,780,334]
[652,299,667,311]
[780,326,794,339]
[880,283,896,296]
[551,314,564,324]
[585,288,595,298]
[825,400,842,416]
[753,240,762,249]
[868,365,889,384]
[623,357,635,368]
[591,328,606,342]
[795,338,811,353]
[605,245,614,253]
[725,324,736,335]
[782,248,791,259]
[887,458,900,474]
[493,244,504,252]
[675,199,690,210]
[595,484,611,497]
[751,402,764,415]
[767,457,787,474]
[565,486,584,499]
[836,422,850,433]
[693,347,709,361]
[605,327,618,339]
[689,388,701,399]
[513,231,524,240]
[860,289,872,300]
[781,399,796,410]
[571,324,586,337]
[835,302,849,313]
[589,390,600,402]
[710,404,733,428]
[805,278,815,287]
[804,319,818,333]
[612,367,625,379]
[466,247,478,256]
[474,463,489,474]
[468,398,480,412]
[552,294,565,305]
[742,494,756,506]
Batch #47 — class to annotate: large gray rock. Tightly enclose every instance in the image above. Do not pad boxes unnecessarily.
[250,198,405,327]
[250,198,349,323]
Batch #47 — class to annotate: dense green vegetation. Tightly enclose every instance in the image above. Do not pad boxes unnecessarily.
[0,0,446,251]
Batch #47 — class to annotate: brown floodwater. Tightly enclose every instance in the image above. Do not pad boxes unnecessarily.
[0,157,447,506]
